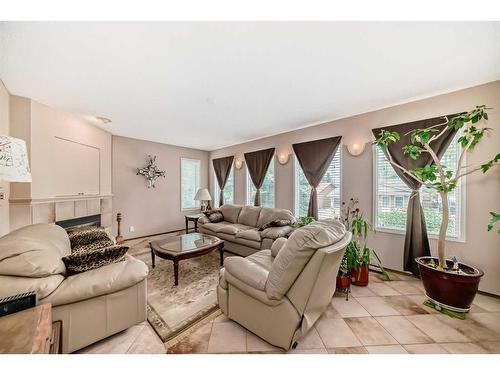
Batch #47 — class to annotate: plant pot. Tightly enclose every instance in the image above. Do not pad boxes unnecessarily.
[416,256,484,312]
[352,265,369,286]
[336,275,351,289]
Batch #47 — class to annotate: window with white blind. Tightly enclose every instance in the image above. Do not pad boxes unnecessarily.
[294,148,342,219]
[181,158,200,210]
[214,166,234,207]
[246,160,275,208]
[373,132,463,239]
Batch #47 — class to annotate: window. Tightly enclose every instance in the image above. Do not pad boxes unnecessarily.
[181,158,200,210]
[374,132,463,239]
[214,166,234,207]
[246,160,275,207]
[294,148,342,219]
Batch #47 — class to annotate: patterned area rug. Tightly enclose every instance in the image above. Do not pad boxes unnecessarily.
[126,233,221,343]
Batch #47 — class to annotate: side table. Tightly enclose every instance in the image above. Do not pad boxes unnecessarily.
[0,303,62,354]
[185,213,203,234]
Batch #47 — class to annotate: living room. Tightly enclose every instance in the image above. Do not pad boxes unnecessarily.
[1,1,500,372]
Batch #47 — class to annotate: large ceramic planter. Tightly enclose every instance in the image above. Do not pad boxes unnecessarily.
[352,265,369,286]
[416,256,484,312]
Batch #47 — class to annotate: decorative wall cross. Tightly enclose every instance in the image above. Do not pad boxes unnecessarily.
[136,155,165,188]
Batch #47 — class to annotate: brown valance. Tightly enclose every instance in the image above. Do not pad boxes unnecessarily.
[212,156,234,206]
[372,113,459,275]
[292,136,342,219]
[244,148,275,206]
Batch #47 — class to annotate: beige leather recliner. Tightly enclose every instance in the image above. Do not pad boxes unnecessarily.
[0,223,148,353]
[217,220,351,350]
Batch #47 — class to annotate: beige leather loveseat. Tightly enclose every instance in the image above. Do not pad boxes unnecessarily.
[0,223,148,353]
[199,204,295,256]
[218,219,351,350]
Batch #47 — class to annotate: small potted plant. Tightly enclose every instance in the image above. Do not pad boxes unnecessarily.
[340,198,389,286]
[374,105,499,311]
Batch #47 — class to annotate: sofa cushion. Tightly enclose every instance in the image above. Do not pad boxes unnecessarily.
[0,274,65,300]
[270,237,287,257]
[202,221,231,233]
[217,223,253,235]
[219,204,243,224]
[231,236,262,250]
[41,255,148,306]
[256,208,295,229]
[261,226,294,240]
[62,245,129,274]
[68,226,112,249]
[204,209,224,223]
[266,220,346,300]
[0,223,71,277]
[237,206,262,227]
[235,229,261,242]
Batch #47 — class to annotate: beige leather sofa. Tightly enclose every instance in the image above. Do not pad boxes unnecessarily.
[218,220,352,350]
[199,204,295,256]
[0,223,148,353]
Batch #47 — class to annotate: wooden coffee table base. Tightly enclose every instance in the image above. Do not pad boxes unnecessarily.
[150,239,224,286]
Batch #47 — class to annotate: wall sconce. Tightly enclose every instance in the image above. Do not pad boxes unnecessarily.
[347,142,366,157]
[276,151,290,165]
[234,159,244,169]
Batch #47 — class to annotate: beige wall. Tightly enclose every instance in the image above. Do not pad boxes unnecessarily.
[112,136,209,239]
[8,95,113,231]
[0,81,10,236]
[210,81,500,295]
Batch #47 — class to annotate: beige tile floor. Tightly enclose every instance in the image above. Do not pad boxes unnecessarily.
[76,270,500,354]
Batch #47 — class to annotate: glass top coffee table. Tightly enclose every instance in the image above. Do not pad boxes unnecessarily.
[149,233,224,286]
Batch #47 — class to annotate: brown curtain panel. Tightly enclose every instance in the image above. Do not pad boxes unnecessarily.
[292,136,342,219]
[244,147,275,206]
[372,114,459,275]
[212,156,234,206]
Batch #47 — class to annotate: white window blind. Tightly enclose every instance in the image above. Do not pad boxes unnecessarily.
[214,166,234,207]
[294,148,342,219]
[246,160,275,208]
[181,158,200,210]
[374,132,462,238]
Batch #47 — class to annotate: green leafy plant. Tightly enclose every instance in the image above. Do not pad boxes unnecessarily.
[339,198,390,280]
[374,105,499,270]
[488,212,500,234]
[293,216,316,228]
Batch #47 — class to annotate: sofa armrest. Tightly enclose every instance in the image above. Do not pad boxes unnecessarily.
[224,257,268,291]
[270,237,287,257]
[261,225,294,240]
[198,216,209,224]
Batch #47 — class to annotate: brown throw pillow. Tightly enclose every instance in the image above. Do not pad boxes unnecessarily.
[204,210,224,223]
[258,219,293,231]
[68,226,111,249]
[72,239,115,253]
[62,245,129,274]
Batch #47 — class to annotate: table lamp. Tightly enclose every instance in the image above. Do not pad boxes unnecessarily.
[194,188,212,212]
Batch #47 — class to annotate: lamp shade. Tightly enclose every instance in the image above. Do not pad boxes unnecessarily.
[0,135,32,182]
[194,188,212,201]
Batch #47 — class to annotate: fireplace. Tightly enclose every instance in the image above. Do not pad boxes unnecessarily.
[56,214,101,231]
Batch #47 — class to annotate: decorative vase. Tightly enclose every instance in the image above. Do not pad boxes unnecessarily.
[352,265,369,286]
[416,256,483,312]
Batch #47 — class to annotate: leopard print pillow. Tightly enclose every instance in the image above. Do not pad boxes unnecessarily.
[62,245,129,274]
[68,226,112,249]
[258,219,293,231]
[204,210,224,223]
[72,239,115,254]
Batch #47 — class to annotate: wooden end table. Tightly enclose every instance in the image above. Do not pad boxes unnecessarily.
[0,303,62,354]
[185,213,203,234]
[150,233,224,286]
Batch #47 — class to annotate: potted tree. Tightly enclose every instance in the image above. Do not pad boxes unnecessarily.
[374,105,499,312]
